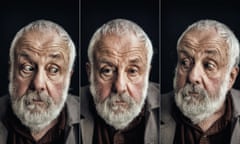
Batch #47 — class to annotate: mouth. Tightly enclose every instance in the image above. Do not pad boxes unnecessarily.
[188,91,200,97]
[113,100,128,107]
[183,91,205,102]
[32,99,44,105]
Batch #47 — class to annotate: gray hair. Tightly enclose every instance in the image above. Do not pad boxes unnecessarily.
[9,19,76,71]
[177,19,240,70]
[88,18,153,66]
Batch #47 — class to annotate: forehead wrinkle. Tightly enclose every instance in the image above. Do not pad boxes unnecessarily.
[16,41,67,62]
[16,47,67,65]
[179,47,222,59]
[180,37,226,54]
[97,47,145,57]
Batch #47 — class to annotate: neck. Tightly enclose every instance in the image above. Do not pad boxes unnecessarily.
[31,118,58,141]
[197,102,226,132]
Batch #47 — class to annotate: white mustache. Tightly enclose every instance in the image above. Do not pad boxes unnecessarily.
[23,91,52,107]
[182,84,207,99]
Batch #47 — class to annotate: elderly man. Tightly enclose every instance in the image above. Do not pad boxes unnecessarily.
[0,20,80,143]
[80,19,159,144]
[161,19,240,144]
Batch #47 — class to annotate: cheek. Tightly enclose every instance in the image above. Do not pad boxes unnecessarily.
[176,69,187,89]
[127,77,146,103]
[47,77,69,103]
[95,77,112,101]
[14,76,31,98]
[204,76,224,95]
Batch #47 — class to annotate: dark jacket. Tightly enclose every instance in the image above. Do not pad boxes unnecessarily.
[80,82,160,144]
[160,89,240,144]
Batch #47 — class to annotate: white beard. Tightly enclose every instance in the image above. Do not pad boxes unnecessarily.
[89,71,149,130]
[9,77,70,133]
[174,72,229,124]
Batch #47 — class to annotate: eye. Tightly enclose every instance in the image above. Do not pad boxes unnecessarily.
[23,65,34,72]
[48,65,59,74]
[100,66,115,80]
[21,64,34,73]
[180,58,192,70]
[127,67,139,77]
[20,64,35,77]
[204,61,216,71]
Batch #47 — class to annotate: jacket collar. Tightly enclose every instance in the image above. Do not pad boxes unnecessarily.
[145,82,160,111]
[230,89,240,118]
[65,95,80,125]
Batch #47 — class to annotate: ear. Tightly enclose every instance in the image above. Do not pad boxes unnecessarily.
[228,66,239,89]
[86,62,91,81]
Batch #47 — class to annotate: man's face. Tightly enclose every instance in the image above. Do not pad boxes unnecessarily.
[174,28,232,123]
[89,33,150,129]
[9,30,71,132]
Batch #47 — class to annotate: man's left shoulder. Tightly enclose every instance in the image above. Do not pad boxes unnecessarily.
[230,88,240,102]
[66,94,79,104]
[147,82,160,97]
[146,82,160,108]
[231,88,240,96]
[65,94,80,124]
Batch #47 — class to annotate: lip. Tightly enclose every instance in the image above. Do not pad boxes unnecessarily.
[188,91,200,97]
[32,99,44,105]
[115,100,126,104]
[114,100,128,107]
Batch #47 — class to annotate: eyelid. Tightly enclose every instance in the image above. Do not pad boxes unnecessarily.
[47,64,60,75]
[99,65,116,80]
[21,64,34,71]
[127,66,139,74]
[19,63,35,78]
[204,61,217,70]
[180,58,192,69]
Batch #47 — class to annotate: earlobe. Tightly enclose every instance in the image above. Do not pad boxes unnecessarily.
[228,67,239,89]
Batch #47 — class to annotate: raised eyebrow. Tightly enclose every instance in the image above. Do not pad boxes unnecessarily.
[128,58,142,64]
[98,58,115,67]
[204,49,219,56]
[48,53,63,60]
[178,49,191,57]
[18,51,31,59]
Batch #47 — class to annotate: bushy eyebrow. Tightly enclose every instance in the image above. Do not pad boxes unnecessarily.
[48,53,63,60]
[129,57,142,64]
[178,49,190,57]
[98,58,115,67]
[204,49,219,56]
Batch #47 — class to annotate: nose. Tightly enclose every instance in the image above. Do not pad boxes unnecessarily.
[188,64,202,85]
[113,72,127,94]
[31,69,46,92]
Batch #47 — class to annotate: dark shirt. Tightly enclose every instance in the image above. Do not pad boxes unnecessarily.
[173,94,233,144]
[3,105,67,144]
[93,105,146,144]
